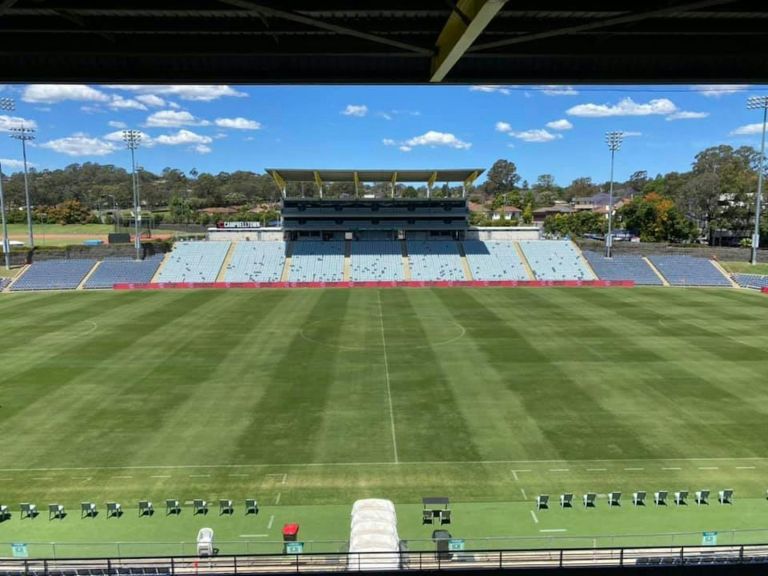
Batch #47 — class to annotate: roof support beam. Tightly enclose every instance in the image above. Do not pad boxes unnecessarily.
[314,170,323,199]
[269,170,286,199]
[391,171,398,199]
[470,0,737,52]
[431,0,507,82]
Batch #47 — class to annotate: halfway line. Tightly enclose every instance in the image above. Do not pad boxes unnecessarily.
[378,290,399,464]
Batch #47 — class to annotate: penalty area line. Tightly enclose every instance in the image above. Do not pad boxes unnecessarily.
[530,510,539,524]
[378,290,399,464]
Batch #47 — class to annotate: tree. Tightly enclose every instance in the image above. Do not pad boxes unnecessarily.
[484,159,520,197]
[618,192,696,242]
[543,211,604,238]
[522,202,534,224]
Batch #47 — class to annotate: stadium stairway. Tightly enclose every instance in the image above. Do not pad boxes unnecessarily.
[576,245,598,279]
[401,240,411,280]
[343,240,351,281]
[216,241,239,282]
[5,265,29,291]
[150,252,170,283]
[643,256,670,286]
[280,242,293,282]
[76,260,102,290]
[710,260,740,288]
[513,242,536,280]
[456,242,474,281]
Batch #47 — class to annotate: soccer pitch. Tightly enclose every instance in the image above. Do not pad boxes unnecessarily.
[1,287,767,556]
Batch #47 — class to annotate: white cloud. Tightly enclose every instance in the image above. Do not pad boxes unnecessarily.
[693,84,749,97]
[214,132,228,139]
[539,85,579,96]
[0,115,38,133]
[567,97,677,117]
[0,158,30,170]
[470,85,511,95]
[154,129,212,146]
[104,85,247,101]
[399,145,412,152]
[214,117,261,130]
[379,112,392,120]
[508,129,562,143]
[103,130,154,147]
[495,121,512,133]
[623,131,643,137]
[22,84,109,104]
[666,110,709,121]
[404,130,471,150]
[108,95,147,111]
[341,104,368,117]
[546,119,573,130]
[145,110,209,128]
[730,123,764,136]
[382,138,396,146]
[108,120,127,129]
[194,144,212,154]
[40,133,117,156]
[135,94,166,107]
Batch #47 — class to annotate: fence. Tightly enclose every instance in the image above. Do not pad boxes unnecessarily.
[573,238,768,263]
[0,543,766,574]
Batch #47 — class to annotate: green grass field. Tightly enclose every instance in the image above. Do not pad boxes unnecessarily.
[1,287,768,557]
[721,261,768,275]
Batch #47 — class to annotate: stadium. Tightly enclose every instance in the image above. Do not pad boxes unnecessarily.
[2,2,768,575]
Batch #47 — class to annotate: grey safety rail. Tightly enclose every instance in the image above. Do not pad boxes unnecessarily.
[1,544,768,574]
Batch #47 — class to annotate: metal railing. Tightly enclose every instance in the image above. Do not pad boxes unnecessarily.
[0,543,767,574]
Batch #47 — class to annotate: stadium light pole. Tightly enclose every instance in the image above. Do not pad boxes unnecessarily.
[0,97,14,270]
[605,131,624,258]
[10,123,36,250]
[747,96,768,266]
[122,130,142,260]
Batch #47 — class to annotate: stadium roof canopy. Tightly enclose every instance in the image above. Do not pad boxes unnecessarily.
[268,169,483,184]
[1,1,767,83]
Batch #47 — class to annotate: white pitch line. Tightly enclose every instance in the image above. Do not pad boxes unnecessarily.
[540,529,566,533]
[282,473,287,485]
[512,470,519,481]
[2,456,765,473]
[520,488,527,500]
[624,468,644,471]
[736,466,756,470]
[377,290,399,464]
[267,514,275,530]
[274,492,281,505]
[229,473,249,477]
[189,474,210,478]
[586,468,607,472]
[32,477,53,480]
[698,467,718,470]
[549,469,569,472]
[150,475,171,479]
[662,467,682,471]
[530,510,539,524]
[112,475,133,479]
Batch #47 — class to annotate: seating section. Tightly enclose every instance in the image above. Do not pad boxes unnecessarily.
[733,273,768,290]
[648,255,731,286]
[84,256,165,289]
[0,277,10,291]
[519,240,593,280]
[407,240,466,281]
[154,241,230,283]
[224,242,286,282]
[350,241,404,281]
[289,241,344,282]
[583,252,663,285]
[11,259,96,291]
[463,240,529,280]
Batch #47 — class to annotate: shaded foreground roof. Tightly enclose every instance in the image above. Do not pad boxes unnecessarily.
[1,1,767,83]
[268,169,483,183]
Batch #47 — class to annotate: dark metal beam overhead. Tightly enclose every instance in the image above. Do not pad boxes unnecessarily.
[0,0,766,83]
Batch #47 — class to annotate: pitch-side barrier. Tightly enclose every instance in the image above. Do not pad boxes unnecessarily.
[114,280,635,290]
[0,543,766,574]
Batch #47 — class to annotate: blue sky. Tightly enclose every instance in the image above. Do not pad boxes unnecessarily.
[0,83,766,186]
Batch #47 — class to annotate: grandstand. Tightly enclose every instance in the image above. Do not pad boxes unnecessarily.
[647,255,732,287]
[84,256,165,289]
[224,241,286,283]
[407,240,466,281]
[583,252,664,286]
[155,241,230,283]
[350,241,404,282]
[11,259,96,291]
[733,273,768,290]
[289,241,345,282]
[519,240,594,281]
[463,240,530,281]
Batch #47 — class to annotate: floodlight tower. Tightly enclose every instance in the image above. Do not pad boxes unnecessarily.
[122,130,142,260]
[605,131,624,258]
[0,97,13,269]
[10,121,36,250]
[747,96,768,265]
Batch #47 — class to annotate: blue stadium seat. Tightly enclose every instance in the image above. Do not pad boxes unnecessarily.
[350,241,403,281]
[463,241,529,280]
[518,241,593,280]
[224,242,286,282]
[11,259,96,291]
[733,273,768,290]
[583,251,663,285]
[154,241,231,283]
[84,256,164,289]
[407,240,465,281]
[648,255,731,286]
[289,241,344,282]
